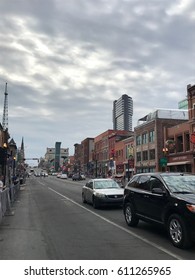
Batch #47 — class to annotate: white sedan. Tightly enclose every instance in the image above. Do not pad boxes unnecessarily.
[82,178,124,208]
[60,174,68,179]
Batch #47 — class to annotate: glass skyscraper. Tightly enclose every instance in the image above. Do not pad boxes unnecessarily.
[113,94,133,131]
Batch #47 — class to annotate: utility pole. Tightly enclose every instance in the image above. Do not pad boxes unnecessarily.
[2,82,8,131]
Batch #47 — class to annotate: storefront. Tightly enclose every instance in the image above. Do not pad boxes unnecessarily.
[167,161,192,173]
[167,154,192,173]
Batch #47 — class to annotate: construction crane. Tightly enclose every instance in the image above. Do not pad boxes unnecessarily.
[2,82,8,131]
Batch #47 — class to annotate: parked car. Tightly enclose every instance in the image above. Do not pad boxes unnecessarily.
[82,178,124,208]
[80,173,86,180]
[72,173,82,181]
[123,172,195,249]
[40,172,48,177]
[60,173,68,179]
[57,173,62,178]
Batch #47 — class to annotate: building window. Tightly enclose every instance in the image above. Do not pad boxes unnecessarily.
[149,167,155,173]
[142,150,148,161]
[177,135,183,152]
[185,133,190,151]
[142,168,149,173]
[136,135,141,146]
[149,130,155,142]
[149,149,155,160]
[193,104,195,119]
[142,132,148,144]
[136,168,142,174]
[136,152,141,162]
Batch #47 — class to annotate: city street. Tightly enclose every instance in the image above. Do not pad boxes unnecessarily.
[0,175,195,260]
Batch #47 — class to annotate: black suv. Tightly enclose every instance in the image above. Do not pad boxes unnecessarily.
[123,172,195,249]
[72,173,82,181]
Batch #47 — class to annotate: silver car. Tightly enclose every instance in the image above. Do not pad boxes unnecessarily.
[82,178,124,208]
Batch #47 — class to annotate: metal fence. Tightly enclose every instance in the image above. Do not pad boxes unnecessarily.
[0,182,20,224]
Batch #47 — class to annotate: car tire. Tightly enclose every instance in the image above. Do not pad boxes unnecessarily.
[167,214,192,249]
[124,202,139,227]
[82,193,87,203]
[92,196,99,209]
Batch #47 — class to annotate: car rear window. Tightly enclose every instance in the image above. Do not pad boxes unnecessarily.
[94,180,120,189]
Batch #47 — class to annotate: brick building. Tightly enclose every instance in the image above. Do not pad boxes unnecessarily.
[122,135,135,179]
[72,84,195,176]
[81,137,94,174]
[90,129,131,177]
[73,143,82,173]
[134,109,188,173]
[165,84,195,173]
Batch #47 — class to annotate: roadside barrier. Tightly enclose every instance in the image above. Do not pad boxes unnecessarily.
[10,182,20,203]
[0,182,20,224]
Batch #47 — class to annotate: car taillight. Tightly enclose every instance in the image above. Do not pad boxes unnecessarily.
[186,204,195,213]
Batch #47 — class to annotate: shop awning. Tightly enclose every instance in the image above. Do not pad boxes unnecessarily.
[167,161,191,166]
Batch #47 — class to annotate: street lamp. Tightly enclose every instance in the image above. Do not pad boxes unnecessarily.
[13,156,16,176]
[162,147,168,171]
[163,147,168,155]
[128,155,134,181]
[92,150,98,178]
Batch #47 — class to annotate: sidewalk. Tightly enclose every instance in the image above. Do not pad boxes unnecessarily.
[0,180,48,260]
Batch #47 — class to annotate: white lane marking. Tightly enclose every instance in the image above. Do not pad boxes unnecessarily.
[39,181,46,186]
[48,187,182,260]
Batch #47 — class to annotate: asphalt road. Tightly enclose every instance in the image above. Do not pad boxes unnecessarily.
[0,175,195,260]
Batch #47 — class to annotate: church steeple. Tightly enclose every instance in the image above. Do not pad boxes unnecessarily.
[18,137,25,162]
[21,137,24,151]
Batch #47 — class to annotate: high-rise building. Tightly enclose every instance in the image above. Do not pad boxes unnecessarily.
[45,144,69,171]
[113,94,133,131]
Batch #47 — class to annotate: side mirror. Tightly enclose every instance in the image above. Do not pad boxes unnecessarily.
[152,188,166,195]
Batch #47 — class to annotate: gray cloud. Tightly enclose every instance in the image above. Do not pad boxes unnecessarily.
[0,0,194,160]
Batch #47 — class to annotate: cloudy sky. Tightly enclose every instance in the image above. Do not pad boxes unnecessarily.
[0,0,195,164]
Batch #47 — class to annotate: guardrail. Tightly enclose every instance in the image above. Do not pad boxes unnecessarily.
[0,182,20,224]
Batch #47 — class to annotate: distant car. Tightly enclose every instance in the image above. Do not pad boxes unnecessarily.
[72,174,82,181]
[80,174,86,180]
[41,172,48,177]
[82,178,124,208]
[57,173,62,178]
[60,174,68,179]
[123,172,195,249]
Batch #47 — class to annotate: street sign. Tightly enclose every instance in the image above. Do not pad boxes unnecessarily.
[160,157,167,166]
